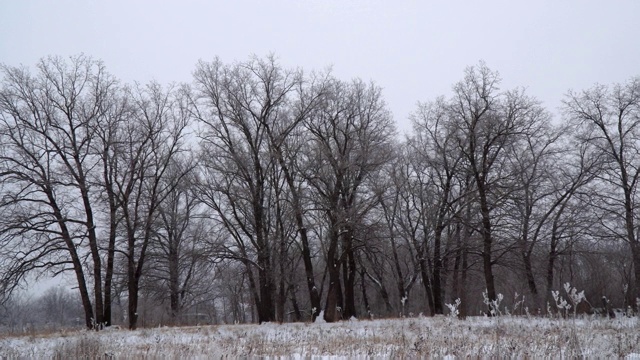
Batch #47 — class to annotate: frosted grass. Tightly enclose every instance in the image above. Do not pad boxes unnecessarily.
[1,315,639,358]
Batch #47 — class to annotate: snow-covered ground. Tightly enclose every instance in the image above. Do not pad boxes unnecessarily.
[1,315,639,358]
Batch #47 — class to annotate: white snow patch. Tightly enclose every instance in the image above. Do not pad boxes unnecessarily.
[314,310,325,323]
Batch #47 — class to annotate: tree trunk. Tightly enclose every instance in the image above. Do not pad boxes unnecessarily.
[452,242,462,303]
[411,227,435,315]
[546,249,557,309]
[460,243,469,318]
[342,239,357,319]
[79,187,104,327]
[519,210,539,298]
[257,266,276,323]
[127,281,139,329]
[271,141,322,321]
[631,243,640,311]
[69,248,95,329]
[389,235,407,316]
[256,233,275,323]
[360,270,371,318]
[432,229,444,315]
[50,194,95,329]
[127,230,139,330]
[75,274,95,329]
[477,182,497,304]
[418,257,435,316]
[299,226,322,321]
[254,183,276,323]
[289,285,302,322]
[523,252,538,296]
[324,229,343,322]
[324,259,343,322]
[431,176,453,315]
[277,270,286,323]
[623,186,640,311]
[102,200,117,327]
[244,264,260,323]
[380,285,394,315]
[169,240,180,319]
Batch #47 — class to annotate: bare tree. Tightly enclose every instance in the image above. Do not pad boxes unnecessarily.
[0,55,118,328]
[390,147,439,315]
[371,156,420,317]
[303,78,395,322]
[143,162,213,322]
[501,119,560,300]
[259,68,329,321]
[407,97,468,314]
[563,76,640,307]
[111,82,192,329]
[447,63,549,305]
[192,56,302,323]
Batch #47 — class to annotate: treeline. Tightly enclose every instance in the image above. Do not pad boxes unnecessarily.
[0,55,638,329]
[0,287,84,333]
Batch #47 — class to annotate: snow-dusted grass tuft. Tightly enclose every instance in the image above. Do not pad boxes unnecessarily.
[1,316,640,358]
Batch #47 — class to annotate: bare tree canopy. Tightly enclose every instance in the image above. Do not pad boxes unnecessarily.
[1,55,639,329]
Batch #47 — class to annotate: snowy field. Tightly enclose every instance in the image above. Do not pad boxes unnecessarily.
[1,315,640,358]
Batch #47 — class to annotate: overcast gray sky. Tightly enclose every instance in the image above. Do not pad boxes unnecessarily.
[2,0,639,134]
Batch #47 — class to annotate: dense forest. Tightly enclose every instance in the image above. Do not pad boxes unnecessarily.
[0,55,639,330]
